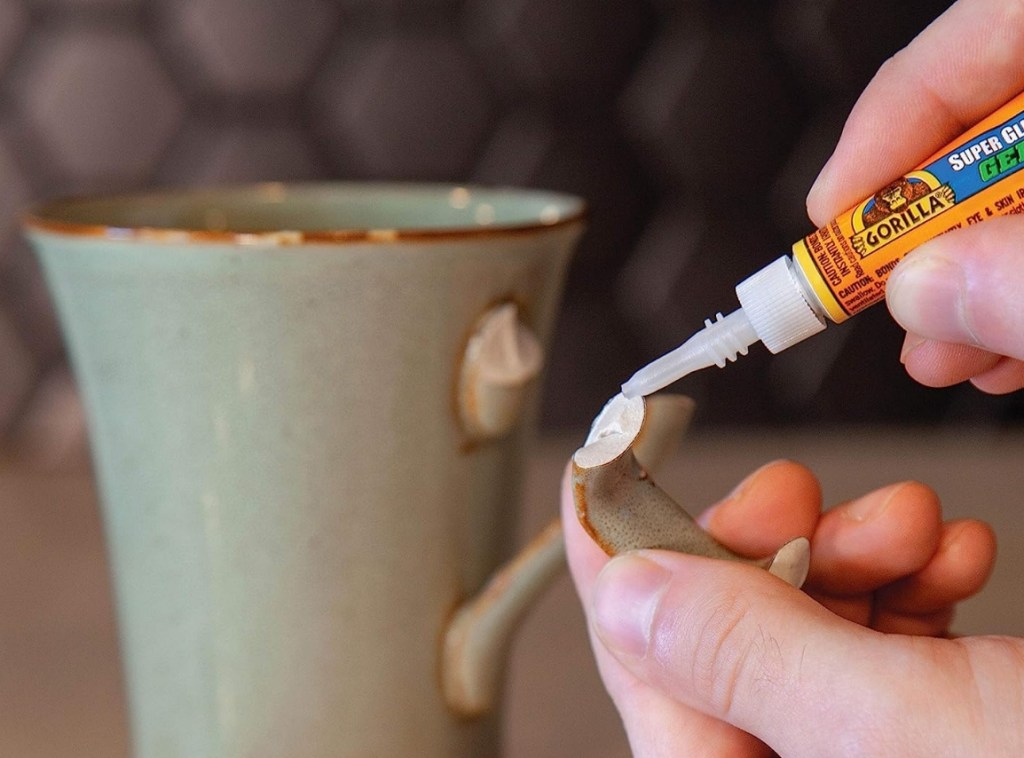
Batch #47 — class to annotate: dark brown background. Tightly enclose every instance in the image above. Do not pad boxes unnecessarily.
[4,0,1022,466]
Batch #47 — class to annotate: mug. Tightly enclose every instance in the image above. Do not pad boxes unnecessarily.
[24,183,584,757]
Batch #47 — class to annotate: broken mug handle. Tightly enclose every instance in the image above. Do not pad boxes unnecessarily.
[442,369,698,717]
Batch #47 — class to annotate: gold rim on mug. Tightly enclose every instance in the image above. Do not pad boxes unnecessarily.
[23,182,588,245]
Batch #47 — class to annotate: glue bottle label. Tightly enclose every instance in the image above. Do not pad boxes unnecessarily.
[792,91,1024,322]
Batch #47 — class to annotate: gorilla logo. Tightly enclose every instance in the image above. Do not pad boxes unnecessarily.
[862,178,931,225]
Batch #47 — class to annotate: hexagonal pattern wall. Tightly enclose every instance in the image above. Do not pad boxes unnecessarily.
[3,0,1015,464]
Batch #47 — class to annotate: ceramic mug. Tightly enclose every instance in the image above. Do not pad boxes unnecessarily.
[24,183,584,758]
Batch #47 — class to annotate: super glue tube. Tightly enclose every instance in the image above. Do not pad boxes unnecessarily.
[622,91,1024,398]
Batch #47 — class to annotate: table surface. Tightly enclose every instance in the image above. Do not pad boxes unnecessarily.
[3,428,1023,757]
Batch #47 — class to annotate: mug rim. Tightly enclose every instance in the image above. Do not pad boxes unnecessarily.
[23,182,587,245]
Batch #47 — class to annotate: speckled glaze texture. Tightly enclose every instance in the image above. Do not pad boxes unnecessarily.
[572,395,810,588]
[25,183,583,758]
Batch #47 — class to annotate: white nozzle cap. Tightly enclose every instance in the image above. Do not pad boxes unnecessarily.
[736,256,825,353]
[619,255,830,398]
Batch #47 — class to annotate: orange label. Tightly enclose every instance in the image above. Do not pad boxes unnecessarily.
[793,91,1024,322]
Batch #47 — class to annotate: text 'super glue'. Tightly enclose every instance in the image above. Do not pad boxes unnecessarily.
[622,91,1024,398]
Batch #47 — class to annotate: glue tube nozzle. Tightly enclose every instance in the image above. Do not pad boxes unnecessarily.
[620,256,828,398]
[620,308,760,398]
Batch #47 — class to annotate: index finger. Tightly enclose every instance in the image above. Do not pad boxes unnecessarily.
[806,0,1024,226]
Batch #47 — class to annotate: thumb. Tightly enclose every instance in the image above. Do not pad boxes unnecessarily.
[886,215,1024,361]
[591,552,924,756]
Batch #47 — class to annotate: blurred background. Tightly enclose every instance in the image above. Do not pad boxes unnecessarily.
[3,0,1022,470]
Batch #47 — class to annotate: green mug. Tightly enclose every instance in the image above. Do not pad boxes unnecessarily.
[24,183,584,758]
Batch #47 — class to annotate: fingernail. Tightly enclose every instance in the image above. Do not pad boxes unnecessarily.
[807,153,836,209]
[700,460,788,528]
[843,482,902,522]
[728,459,789,500]
[899,333,926,364]
[887,249,969,343]
[592,554,670,659]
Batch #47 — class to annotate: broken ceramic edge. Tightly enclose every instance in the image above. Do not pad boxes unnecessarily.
[574,392,644,469]
[765,536,811,588]
[457,303,544,441]
[576,393,695,472]
[572,393,810,589]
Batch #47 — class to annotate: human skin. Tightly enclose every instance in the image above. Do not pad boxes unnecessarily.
[562,462,1001,757]
[564,1,1024,755]
[806,0,1024,392]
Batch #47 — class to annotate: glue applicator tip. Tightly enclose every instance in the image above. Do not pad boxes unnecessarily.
[619,308,762,397]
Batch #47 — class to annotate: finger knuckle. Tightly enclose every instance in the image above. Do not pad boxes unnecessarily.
[684,588,782,718]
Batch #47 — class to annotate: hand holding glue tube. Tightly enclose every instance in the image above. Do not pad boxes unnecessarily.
[565,1,1024,756]
[623,88,1024,398]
